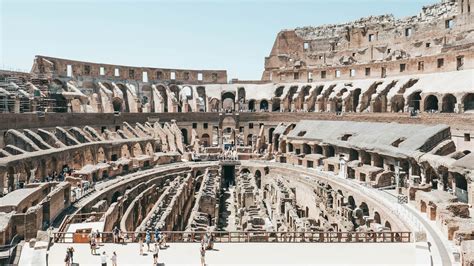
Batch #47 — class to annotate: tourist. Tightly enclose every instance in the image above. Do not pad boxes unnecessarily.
[153,243,159,265]
[90,238,97,255]
[145,230,151,251]
[101,251,108,266]
[200,245,206,266]
[64,251,71,266]
[111,251,117,266]
[113,226,120,243]
[154,228,161,244]
[161,232,168,248]
[67,246,74,263]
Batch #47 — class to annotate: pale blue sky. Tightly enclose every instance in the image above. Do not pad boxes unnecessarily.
[1,0,435,80]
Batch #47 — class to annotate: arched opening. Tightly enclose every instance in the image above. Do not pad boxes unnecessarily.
[288,143,294,153]
[384,221,391,230]
[268,128,275,144]
[441,94,456,113]
[209,98,219,112]
[352,88,361,112]
[463,93,474,113]
[111,191,121,203]
[303,143,311,154]
[196,86,207,112]
[327,146,335,157]
[359,202,370,217]
[247,134,253,146]
[274,86,284,97]
[237,87,246,104]
[221,92,235,112]
[349,149,359,161]
[201,134,210,147]
[408,91,422,111]
[248,100,256,111]
[424,95,439,112]
[112,97,123,112]
[181,128,188,145]
[156,85,168,112]
[260,100,269,111]
[347,196,356,210]
[454,173,468,203]
[240,168,251,175]
[255,170,262,189]
[372,154,383,168]
[271,98,280,112]
[374,212,381,224]
[335,98,343,113]
[391,96,405,113]
[116,84,130,112]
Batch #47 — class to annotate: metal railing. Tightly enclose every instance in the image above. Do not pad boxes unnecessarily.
[52,231,411,244]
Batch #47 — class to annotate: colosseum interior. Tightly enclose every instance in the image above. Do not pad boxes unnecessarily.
[1,0,473,265]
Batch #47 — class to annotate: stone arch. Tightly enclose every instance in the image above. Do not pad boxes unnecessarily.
[209,98,219,112]
[169,85,180,100]
[314,145,323,154]
[144,142,154,156]
[83,148,94,165]
[237,87,246,103]
[120,144,131,158]
[384,221,391,230]
[116,83,130,112]
[272,98,281,112]
[248,99,256,111]
[462,93,474,112]
[181,86,193,100]
[112,97,124,112]
[347,196,356,210]
[72,150,83,170]
[132,143,142,157]
[268,128,275,144]
[441,94,457,113]
[391,95,405,113]
[359,202,370,217]
[97,147,106,162]
[111,191,121,203]
[424,94,439,111]
[374,211,381,224]
[196,86,207,112]
[155,84,169,112]
[327,146,335,157]
[274,86,284,97]
[181,128,189,145]
[349,149,359,161]
[352,88,362,112]
[201,134,210,147]
[407,91,422,111]
[247,134,253,146]
[240,168,251,175]
[260,99,269,111]
[221,92,235,111]
[303,143,311,154]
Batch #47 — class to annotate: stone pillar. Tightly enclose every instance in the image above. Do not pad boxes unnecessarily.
[14,98,20,113]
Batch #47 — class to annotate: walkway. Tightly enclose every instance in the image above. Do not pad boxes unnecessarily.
[47,242,430,265]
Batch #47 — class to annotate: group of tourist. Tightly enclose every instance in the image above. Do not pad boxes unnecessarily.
[199,232,215,266]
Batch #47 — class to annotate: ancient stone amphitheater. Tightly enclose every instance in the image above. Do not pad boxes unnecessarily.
[1,0,473,265]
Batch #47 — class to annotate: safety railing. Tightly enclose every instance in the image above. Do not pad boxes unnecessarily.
[52,231,411,244]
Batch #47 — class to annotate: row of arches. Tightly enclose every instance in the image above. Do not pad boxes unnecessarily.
[407,92,474,113]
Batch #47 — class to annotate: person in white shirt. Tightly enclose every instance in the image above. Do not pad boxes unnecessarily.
[101,251,107,266]
[111,251,117,266]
